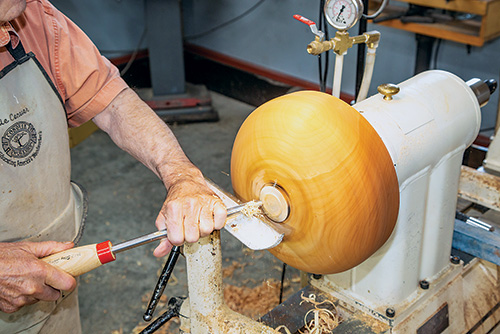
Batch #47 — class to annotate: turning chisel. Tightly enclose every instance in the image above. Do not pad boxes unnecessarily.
[41,201,262,276]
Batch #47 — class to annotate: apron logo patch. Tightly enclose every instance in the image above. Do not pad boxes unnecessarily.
[0,121,42,167]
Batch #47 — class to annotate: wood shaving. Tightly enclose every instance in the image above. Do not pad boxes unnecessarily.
[224,279,283,319]
[240,200,262,217]
[141,293,168,308]
[298,293,342,334]
[222,260,248,278]
[241,278,257,285]
[241,248,264,260]
[242,248,254,256]
[274,325,293,334]
[167,273,178,286]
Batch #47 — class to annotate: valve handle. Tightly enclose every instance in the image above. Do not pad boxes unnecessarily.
[293,14,315,26]
[293,14,325,41]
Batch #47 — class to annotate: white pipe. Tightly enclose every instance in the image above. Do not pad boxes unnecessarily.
[363,0,389,19]
[332,54,344,98]
[356,47,377,102]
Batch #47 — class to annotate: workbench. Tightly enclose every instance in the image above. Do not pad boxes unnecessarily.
[370,0,500,47]
[369,0,500,74]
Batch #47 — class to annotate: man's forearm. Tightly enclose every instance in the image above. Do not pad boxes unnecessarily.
[92,88,227,252]
[92,88,200,189]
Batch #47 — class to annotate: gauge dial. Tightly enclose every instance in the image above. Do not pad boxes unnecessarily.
[324,0,364,30]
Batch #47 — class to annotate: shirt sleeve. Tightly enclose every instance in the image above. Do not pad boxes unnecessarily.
[44,1,128,127]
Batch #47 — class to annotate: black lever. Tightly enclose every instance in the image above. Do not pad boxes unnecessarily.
[139,297,184,334]
[143,245,181,322]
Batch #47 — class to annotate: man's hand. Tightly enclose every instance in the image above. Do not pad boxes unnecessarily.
[0,241,77,313]
[153,169,227,257]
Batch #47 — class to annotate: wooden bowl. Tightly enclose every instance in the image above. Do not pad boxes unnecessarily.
[230,91,399,274]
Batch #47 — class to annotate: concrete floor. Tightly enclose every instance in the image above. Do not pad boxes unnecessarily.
[70,92,300,334]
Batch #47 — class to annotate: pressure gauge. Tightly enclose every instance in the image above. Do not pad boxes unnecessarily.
[324,0,364,31]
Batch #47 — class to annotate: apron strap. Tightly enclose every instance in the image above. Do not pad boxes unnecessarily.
[2,39,65,106]
[6,40,28,62]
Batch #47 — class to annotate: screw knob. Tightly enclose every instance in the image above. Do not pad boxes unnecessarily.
[450,255,461,265]
[386,308,396,318]
[419,280,430,290]
[377,83,400,101]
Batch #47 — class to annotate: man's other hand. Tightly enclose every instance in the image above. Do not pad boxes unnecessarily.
[0,241,77,313]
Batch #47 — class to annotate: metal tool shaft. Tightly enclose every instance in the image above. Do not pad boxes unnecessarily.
[455,210,494,232]
[111,229,168,254]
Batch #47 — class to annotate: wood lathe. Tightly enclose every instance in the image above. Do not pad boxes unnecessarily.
[147,2,500,331]
[177,71,500,334]
[43,2,500,332]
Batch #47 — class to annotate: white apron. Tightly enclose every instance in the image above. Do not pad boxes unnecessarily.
[0,41,86,333]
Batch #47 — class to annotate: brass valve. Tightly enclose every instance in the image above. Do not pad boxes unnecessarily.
[307,36,334,55]
[307,30,381,56]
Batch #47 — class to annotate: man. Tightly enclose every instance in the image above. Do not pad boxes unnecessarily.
[0,0,227,332]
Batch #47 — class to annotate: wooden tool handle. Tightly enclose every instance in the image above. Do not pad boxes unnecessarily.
[41,241,116,277]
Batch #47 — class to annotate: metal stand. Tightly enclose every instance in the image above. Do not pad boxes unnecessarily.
[181,231,276,334]
[143,0,217,123]
[136,84,218,123]
[414,34,436,74]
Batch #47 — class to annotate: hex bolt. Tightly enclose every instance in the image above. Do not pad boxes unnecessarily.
[386,308,396,318]
[419,280,429,290]
[450,255,460,265]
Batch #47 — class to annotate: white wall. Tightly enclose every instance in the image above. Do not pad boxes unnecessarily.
[51,0,500,130]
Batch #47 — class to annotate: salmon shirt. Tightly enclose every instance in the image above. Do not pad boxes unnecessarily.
[0,0,128,127]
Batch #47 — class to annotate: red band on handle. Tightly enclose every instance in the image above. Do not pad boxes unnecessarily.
[96,241,116,264]
[293,14,315,26]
